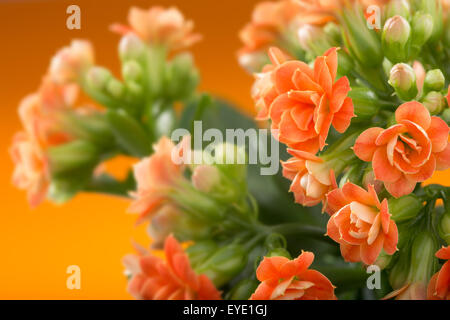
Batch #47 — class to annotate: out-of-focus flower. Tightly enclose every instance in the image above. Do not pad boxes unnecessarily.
[49,40,94,84]
[19,78,77,149]
[282,149,336,207]
[427,246,450,300]
[262,47,354,153]
[239,1,302,53]
[10,132,50,208]
[354,102,450,198]
[250,251,336,300]
[123,235,221,300]
[413,61,426,93]
[111,6,201,52]
[128,136,190,225]
[326,182,398,265]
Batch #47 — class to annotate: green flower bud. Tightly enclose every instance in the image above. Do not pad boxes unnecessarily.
[85,66,111,91]
[228,279,259,300]
[195,244,247,287]
[389,63,418,101]
[382,15,411,63]
[298,25,332,57]
[442,109,450,123]
[122,61,143,82]
[385,0,411,20]
[186,240,218,268]
[266,248,291,259]
[414,0,443,43]
[348,87,380,119]
[388,194,423,222]
[389,249,411,289]
[323,22,341,44]
[106,79,125,99]
[409,230,438,288]
[424,69,445,92]
[422,91,446,115]
[118,33,146,61]
[439,211,450,245]
[166,53,199,100]
[411,12,434,49]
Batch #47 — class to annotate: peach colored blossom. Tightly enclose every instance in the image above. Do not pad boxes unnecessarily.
[10,132,50,208]
[413,61,426,93]
[123,235,221,300]
[19,78,77,149]
[239,0,302,55]
[427,246,450,300]
[354,102,450,198]
[282,149,336,207]
[257,46,354,153]
[326,182,398,265]
[49,40,94,84]
[111,6,201,51]
[148,205,181,249]
[250,251,336,300]
[128,136,189,225]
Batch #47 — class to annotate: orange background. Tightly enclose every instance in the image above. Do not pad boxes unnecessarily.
[0,0,448,300]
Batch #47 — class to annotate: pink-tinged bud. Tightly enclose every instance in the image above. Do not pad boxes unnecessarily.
[362,170,383,193]
[382,15,411,63]
[422,91,445,115]
[297,25,324,53]
[118,33,146,61]
[389,63,418,101]
[238,51,269,74]
[192,165,221,193]
[413,61,426,92]
[49,40,94,84]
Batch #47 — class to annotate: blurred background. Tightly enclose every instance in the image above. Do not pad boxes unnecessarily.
[0,0,448,299]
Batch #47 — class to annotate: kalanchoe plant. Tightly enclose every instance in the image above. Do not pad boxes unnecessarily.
[9,1,450,300]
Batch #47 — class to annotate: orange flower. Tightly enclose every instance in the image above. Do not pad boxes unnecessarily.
[49,40,94,84]
[122,235,221,300]
[250,251,336,300]
[19,78,77,149]
[282,149,336,207]
[354,102,450,198]
[128,136,189,224]
[10,132,50,208]
[239,0,302,54]
[258,46,354,153]
[326,182,398,265]
[111,6,201,51]
[427,246,450,300]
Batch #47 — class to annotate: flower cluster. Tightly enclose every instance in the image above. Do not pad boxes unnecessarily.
[10,1,450,301]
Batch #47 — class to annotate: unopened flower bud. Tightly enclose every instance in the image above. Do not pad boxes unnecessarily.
[439,211,450,245]
[388,194,423,222]
[423,91,445,115]
[195,244,247,287]
[385,0,411,20]
[192,165,221,193]
[323,22,341,44]
[424,69,445,92]
[266,248,291,259]
[382,16,411,63]
[238,51,269,74]
[415,0,443,42]
[122,61,142,82]
[442,109,450,123]
[362,170,383,193]
[148,205,180,249]
[411,12,434,49]
[106,79,125,99]
[389,249,411,289]
[119,33,146,61]
[85,67,111,90]
[186,240,218,268]
[389,63,418,101]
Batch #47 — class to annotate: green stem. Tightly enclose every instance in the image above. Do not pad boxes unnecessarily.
[84,174,134,198]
